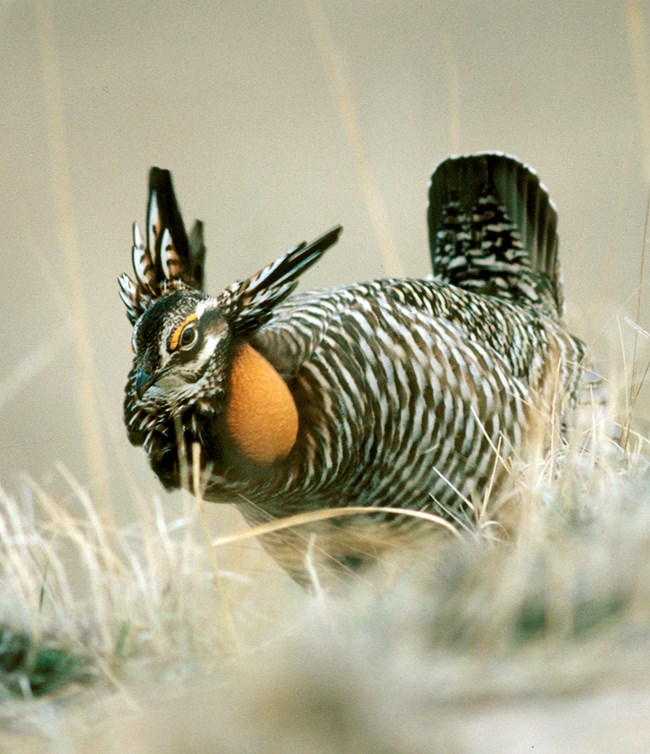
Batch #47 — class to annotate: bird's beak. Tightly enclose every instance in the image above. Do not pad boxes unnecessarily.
[135,368,162,399]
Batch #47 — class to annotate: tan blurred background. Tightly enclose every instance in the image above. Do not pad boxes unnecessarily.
[1,1,649,524]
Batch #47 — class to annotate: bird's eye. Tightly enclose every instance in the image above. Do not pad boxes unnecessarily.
[179,324,198,350]
[169,312,199,352]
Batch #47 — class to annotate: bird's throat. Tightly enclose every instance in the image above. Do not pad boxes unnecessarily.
[225,343,298,464]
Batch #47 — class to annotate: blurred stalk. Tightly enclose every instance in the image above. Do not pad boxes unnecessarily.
[626,0,650,181]
[35,1,112,526]
[305,0,403,277]
[624,1,650,449]
[441,30,461,154]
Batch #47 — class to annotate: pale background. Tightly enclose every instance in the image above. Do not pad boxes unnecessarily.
[1,1,649,527]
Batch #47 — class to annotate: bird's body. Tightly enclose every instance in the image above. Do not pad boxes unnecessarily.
[120,154,588,583]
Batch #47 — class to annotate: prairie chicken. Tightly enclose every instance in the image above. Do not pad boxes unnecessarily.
[119,154,588,583]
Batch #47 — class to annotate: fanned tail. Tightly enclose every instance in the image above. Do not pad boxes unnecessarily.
[427,152,563,319]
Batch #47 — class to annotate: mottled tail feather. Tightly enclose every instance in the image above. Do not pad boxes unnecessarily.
[428,153,563,318]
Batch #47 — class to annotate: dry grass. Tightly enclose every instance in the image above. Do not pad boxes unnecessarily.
[1,349,650,752]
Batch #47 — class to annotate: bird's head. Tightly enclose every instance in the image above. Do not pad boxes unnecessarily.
[119,166,342,457]
[128,290,233,419]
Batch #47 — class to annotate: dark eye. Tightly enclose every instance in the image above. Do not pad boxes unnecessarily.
[179,324,198,350]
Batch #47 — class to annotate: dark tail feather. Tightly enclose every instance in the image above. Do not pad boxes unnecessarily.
[427,153,563,317]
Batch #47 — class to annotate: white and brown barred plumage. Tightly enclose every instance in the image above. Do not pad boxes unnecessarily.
[119,154,588,583]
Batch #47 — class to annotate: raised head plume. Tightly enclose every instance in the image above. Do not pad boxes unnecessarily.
[219,226,343,335]
[118,168,205,324]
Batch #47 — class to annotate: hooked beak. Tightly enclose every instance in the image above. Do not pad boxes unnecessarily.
[135,367,165,399]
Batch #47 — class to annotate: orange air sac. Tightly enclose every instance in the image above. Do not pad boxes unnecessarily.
[224,343,298,464]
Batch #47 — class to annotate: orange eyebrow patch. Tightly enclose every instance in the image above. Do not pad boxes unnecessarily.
[225,344,298,464]
[169,312,198,351]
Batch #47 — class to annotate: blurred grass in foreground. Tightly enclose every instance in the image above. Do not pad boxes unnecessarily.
[0,361,649,752]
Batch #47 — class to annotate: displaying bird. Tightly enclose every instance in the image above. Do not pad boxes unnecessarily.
[119,154,588,584]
